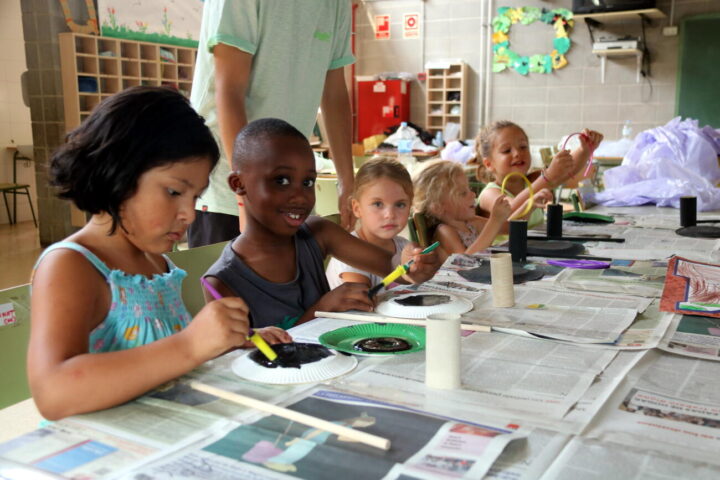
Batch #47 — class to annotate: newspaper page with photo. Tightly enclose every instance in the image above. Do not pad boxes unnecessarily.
[554,259,667,297]
[122,389,527,480]
[659,314,720,361]
[334,332,616,420]
[539,436,720,479]
[585,350,720,463]
[0,458,64,480]
[584,228,720,262]
[0,418,189,480]
[0,352,316,479]
[660,256,720,318]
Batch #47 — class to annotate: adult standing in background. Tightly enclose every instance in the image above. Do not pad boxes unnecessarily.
[188,0,356,247]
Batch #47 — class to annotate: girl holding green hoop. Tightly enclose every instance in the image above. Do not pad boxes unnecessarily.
[475,121,603,228]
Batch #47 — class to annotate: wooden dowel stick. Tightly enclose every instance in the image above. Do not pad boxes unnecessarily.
[188,381,391,451]
[314,311,491,333]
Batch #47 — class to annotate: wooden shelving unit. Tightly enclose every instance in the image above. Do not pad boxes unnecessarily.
[425,61,467,140]
[59,32,197,131]
[58,33,197,226]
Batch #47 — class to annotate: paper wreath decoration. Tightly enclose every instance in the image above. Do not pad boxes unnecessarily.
[492,7,574,75]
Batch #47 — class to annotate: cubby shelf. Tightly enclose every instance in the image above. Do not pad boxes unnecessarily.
[425,61,467,140]
[59,32,197,131]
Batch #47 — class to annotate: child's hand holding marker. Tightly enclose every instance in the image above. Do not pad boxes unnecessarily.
[183,296,253,360]
[399,240,442,285]
[369,241,442,298]
[200,277,281,361]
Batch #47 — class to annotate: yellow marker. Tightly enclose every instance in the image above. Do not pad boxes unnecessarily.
[201,277,278,362]
[368,241,441,298]
[248,331,277,361]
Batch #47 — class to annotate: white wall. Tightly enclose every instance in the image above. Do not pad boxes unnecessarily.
[0,0,35,225]
[354,0,720,147]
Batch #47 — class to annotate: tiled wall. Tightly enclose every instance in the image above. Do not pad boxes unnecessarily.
[355,0,720,146]
[0,0,34,225]
[20,0,83,244]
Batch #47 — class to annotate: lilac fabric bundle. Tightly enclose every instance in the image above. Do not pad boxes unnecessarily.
[590,117,720,211]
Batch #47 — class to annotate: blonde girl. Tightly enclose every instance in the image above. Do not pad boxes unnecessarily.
[326,157,413,288]
[476,121,603,227]
[413,160,511,262]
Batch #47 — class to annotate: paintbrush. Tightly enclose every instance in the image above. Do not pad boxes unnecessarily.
[200,277,278,362]
[368,241,441,298]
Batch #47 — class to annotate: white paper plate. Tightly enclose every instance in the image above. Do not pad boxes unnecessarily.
[231,348,357,385]
[375,292,473,319]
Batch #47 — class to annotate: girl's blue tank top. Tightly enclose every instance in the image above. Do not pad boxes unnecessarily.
[34,242,191,353]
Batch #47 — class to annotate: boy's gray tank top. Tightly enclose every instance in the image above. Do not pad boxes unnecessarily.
[204,224,330,329]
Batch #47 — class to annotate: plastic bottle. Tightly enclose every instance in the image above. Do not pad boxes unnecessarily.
[622,120,633,140]
[396,122,414,141]
[396,138,417,175]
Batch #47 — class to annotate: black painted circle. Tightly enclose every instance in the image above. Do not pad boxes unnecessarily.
[353,337,412,353]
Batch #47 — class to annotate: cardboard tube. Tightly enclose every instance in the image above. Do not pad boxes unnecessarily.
[425,313,461,390]
[509,220,528,263]
[490,253,515,308]
[680,196,697,227]
[546,203,563,238]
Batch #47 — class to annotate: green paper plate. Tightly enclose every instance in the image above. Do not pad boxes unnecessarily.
[319,324,426,356]
[562,211,615,223]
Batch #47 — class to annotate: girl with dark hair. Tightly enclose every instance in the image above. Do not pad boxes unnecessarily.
[29,87,253,420]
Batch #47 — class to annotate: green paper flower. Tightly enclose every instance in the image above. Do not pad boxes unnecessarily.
[506,49,521,63]
[554,36,570,54]
[529,54,545,73]
[492,15,511,33]
[513,56,530,75]
[520,7,541,24]
[541,10,557,24]
[493,62,508,73]
[543,55,553,73]
[493,41,509,53]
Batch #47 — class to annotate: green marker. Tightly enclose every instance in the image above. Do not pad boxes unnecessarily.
[368,241,440,298]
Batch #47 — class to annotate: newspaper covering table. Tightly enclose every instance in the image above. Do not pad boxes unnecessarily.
[3,205,720,478]
[584,350,720,463]
[118,389,528,480]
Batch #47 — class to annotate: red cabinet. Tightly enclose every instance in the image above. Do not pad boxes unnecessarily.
[356,79,410,141]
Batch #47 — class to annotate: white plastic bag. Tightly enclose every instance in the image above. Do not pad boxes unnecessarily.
[589,118,720,211]
[441,140,476,164]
